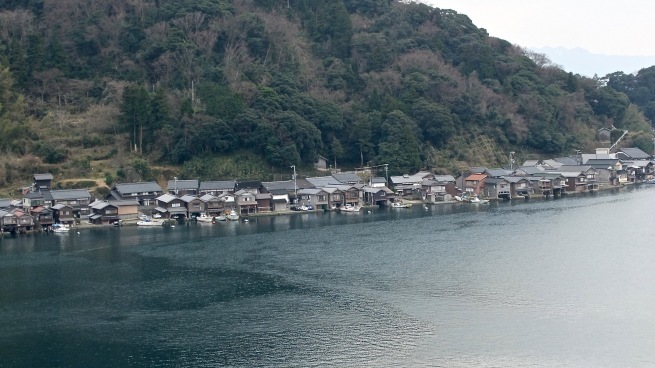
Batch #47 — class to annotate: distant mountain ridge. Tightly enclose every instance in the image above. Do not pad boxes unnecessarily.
[532,46,655,77]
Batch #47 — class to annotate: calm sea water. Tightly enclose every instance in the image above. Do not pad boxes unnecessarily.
[1,187,655,367]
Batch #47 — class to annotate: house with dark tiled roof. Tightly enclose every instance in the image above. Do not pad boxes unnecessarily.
[363,186,393,206]
[503,177,533,198]
[88,201,120,225]
[235,189,257,214]
[31,206,54,229]
[297,188,329,208]
[51,204,75,225]
[22,191,48,210]
[483,177,511,199]
[154,194,187,219]
[199,194,222,215]
[33,173,54,192]
[180,195,204,217]
[0,209,17,233]
[167,179,198,196]
[107,182,163,209]
[255,193,272,212]
[49,189,93,219]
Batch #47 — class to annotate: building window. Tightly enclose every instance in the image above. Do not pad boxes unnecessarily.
[172,203,181,208]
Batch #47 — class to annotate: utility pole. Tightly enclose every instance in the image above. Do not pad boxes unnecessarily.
[509,151,515,171]
[290,165,297,204]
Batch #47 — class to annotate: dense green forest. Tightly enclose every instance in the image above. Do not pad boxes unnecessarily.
[0,0,653,193]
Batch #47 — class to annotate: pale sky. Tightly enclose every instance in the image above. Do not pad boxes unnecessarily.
[421,0,655,56]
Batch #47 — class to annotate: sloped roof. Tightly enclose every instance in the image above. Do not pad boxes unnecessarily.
[332,172,364,184]
[199,181,235,191]
[465,173,487,181]
[262,180,297,191]
[553,157,580,166]
[502,176,529,183]
[199,194,218,202]
[0,198,11,208]
[619,147,650,159]
[433,175,456,182]
[156,193,179,203]
[306,176,340,187]
[50,189,92,200]
[180,194,200,203]
[515,166,545,175]
[167,179,198,191]
[114,182,162,194]
[484,177,509,184]
[485,168,513,177]
[34,173,54,181]
[298,188,326,195]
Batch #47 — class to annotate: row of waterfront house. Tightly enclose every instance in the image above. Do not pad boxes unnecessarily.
[1,147,653,233]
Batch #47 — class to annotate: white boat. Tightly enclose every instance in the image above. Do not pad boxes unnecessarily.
[137,218,164,226]
[340,204,362,212]
[226,211,240,221]
[391,202,411,208]
[470,196,489,204]
[196,214,215,223]
[215,214,226,221]
[52,224,70,233]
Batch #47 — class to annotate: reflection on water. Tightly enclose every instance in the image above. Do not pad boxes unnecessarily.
[1,187,655,367]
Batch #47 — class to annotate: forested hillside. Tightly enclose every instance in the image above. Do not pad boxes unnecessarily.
[0,0,653,194]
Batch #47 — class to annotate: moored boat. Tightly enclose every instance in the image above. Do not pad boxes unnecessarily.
[340,204,362,212]
[196,214,215,223]
[390,202,411,208]
[52,223,70,233]
[225,210,240,221]
[137,218,164,226]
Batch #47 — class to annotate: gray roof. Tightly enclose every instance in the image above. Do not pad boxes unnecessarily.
[255,193,272,199]
[502,176,529,183]
[0,198,11,208]
[619,147,650,159]
[306,176,341,187]
[156,193,178,203]
[167,179,198,191]
[52,203,71,210]
[557,165,596,173]
[522,160,540,167]
[331,172,364,184]
[114,182,162,194]
[515,166,545,175]
[484,177,509,184]
[371,177,387,184]
[50,189,92,200]
[199,181,235,191]
[485,168,513,177]
[262,180,297,191]
[584,159,620,169]
[199,194,218,202]
[553,157,580,166]
[298,188,326,195]
[24,191,46,199]
[433,175,456,182]
[180,194,199,203]
[34,173,54,180]
[468,167,487,174]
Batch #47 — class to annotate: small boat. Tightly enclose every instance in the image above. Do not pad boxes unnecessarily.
[391,202,411,208]
[340,204,362,212]
[469,196,489,204]
[226,210,240,221]
[52,223,70,233]
[137,218,164,226]
[196,214,215,223]
[215,214,227,221]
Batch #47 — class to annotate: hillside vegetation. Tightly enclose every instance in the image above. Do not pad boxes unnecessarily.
[0,0,653,195]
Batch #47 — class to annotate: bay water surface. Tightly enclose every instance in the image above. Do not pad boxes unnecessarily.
[1,187,655,367]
